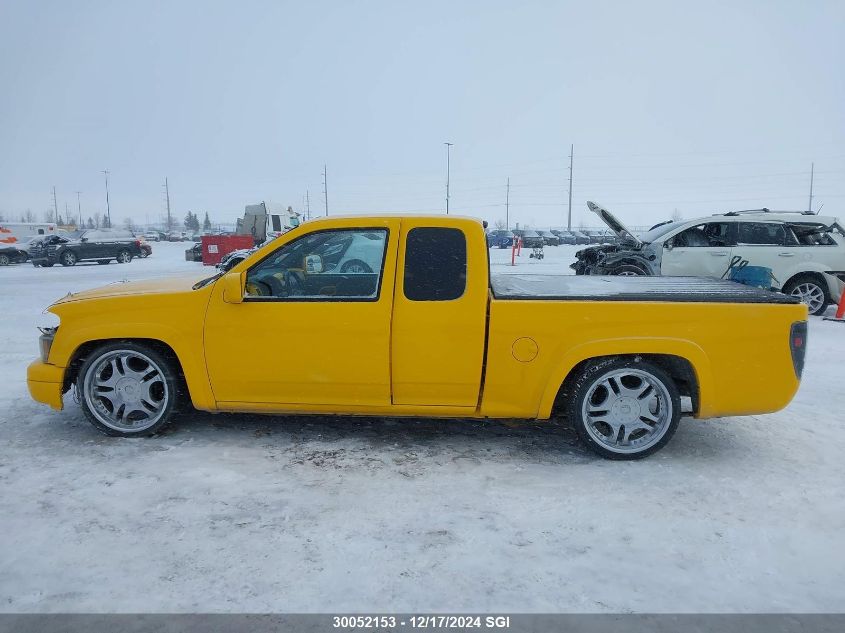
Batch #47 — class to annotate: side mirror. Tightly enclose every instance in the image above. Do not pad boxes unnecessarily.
[664,239,673,251]
[222,271,244,304]
[80,237,88,242]
[304,254,323,274]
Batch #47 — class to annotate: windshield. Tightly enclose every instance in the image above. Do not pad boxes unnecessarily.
[638,222,679,244]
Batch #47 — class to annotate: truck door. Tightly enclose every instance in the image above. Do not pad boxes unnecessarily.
[390,219,488,408]
[204,219,399,407]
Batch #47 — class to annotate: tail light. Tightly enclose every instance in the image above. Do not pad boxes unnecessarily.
[135,240,141,247]
[790,321,808,379]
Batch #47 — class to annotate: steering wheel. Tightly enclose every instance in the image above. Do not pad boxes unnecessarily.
[283,270,305,297]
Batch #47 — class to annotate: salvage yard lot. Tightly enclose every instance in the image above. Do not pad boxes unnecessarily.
[1,242,844,612]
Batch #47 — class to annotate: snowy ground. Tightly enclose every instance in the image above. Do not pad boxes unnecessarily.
[1,241,844,613]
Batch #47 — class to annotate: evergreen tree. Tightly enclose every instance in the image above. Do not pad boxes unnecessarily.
[202,212,211,231]
[86,217,95,229]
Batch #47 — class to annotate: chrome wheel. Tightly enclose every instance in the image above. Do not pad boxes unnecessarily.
[117,250,131,263]
[82,350,169,432]
[581,368,673,455]
[790,282,825,315]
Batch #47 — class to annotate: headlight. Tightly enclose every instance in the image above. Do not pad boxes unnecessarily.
[38,327,57,363]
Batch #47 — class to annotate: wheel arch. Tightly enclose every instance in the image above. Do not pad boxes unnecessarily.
[782,269,829,293]
[64,338,193,407]
[538,339,712,419]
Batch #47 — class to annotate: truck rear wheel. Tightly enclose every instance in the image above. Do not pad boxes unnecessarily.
[568,357,681,459]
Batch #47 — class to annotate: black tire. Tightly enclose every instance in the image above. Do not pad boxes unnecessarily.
[567,356,681,460]
[782,274,830,317]
[340,259,372,274]
[60,251,78,267]
[97,259,110,265]
[117,249,132,264]
[76,341,182,437]
[610,264,647,276]
[0,253,10,266]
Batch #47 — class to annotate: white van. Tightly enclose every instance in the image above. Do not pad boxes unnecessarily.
[0,223,64,265]
[0,222,63,245]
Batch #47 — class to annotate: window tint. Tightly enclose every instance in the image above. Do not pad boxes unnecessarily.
[404,227,466,301]
[271,215,282,232]
[738,222,786,245]
[245,229,387,300]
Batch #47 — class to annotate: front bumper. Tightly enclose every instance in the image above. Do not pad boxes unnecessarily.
[27,360,65,410]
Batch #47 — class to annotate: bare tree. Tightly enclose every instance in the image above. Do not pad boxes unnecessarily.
[93,212,102,228]
[672,208,683,222]
[493,219,506,230]
[123,217,135,231]
[23,209,35,223]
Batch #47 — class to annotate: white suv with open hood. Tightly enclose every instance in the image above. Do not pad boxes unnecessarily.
[572,202,845,316]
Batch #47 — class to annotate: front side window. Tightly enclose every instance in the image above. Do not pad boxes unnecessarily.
[404,227,467,301]
[672,222,733,247]
[244,229,387,300]
[738,222,786,245]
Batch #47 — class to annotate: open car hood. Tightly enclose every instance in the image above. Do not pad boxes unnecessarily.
[587,201,642,247]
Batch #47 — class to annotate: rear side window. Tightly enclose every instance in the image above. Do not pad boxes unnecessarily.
[404,227,466,301]
[738,222,786,245]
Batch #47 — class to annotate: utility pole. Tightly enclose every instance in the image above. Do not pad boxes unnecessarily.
[322,165,328,216]
[305,190,311,220]
[102,170,111,227]
[567,144,574,231]
[808,162,815,213]
[444,142,453,214]
[75,191,82,226]
[505,177,510,230]
[164,177,172,231]
[52,186,59,224]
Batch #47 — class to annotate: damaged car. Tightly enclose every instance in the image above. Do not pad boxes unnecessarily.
[572,201,845,315]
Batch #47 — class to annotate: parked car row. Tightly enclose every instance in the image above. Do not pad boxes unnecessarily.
[485,227,620,248]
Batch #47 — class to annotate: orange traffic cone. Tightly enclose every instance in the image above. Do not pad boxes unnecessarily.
[824,289,845,322]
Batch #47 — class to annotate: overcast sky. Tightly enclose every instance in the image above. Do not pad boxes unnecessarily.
[1,0,843,230]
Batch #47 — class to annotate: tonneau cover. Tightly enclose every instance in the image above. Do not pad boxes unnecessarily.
[491,274,800,304]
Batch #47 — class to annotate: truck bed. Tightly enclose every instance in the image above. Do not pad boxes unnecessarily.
[490,274,799,304]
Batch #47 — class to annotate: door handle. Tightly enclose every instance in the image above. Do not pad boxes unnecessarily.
[709,251,729,256]
[778,252,795,257]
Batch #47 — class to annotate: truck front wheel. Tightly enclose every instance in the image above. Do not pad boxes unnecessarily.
[77,342,181,437]
[568,357,681,459]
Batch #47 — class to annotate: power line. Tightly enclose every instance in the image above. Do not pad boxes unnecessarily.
[444,142,453,214]
[102,170,111,227]
[322,164,329,216]
[567,144,574,231]
[51,186,58,224]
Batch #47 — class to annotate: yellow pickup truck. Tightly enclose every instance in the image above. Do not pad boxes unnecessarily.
[27,215,808,459]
